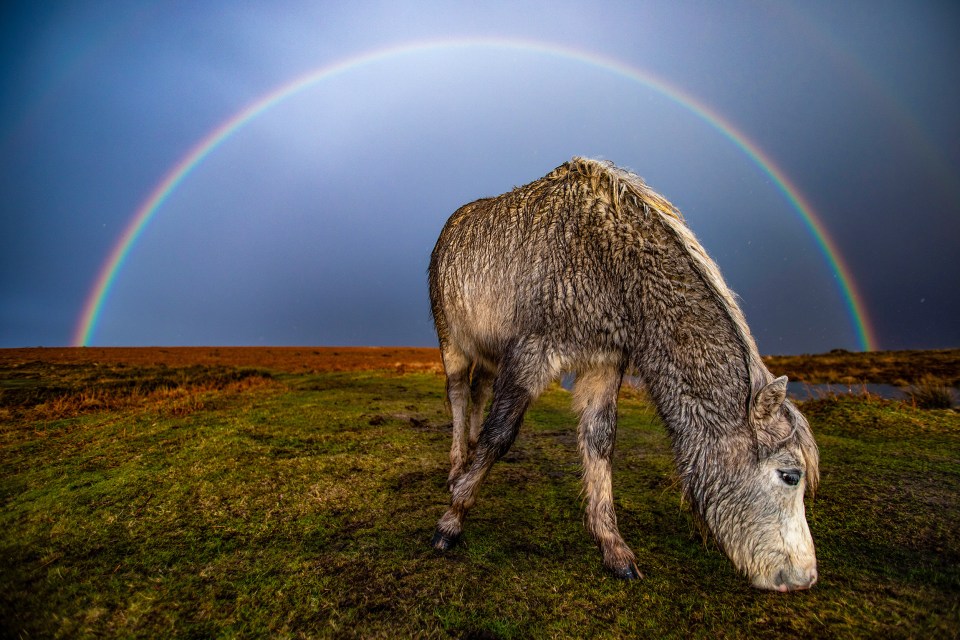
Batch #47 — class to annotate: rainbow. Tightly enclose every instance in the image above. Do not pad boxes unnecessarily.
[72,37,878,351]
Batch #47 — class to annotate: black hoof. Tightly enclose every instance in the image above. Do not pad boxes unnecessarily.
[609,562,643,580]
[431,529,460,551]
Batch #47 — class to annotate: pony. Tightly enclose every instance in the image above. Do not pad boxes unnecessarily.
[428,158,819,590]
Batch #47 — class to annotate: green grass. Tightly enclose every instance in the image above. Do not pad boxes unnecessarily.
[2,364,959,638]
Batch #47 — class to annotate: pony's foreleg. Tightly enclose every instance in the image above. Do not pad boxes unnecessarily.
[574,367,642,580]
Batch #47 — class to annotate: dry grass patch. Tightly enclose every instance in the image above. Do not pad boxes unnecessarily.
[764,349,960,386]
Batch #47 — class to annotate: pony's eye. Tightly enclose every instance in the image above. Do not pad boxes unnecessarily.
[778,469,802,486]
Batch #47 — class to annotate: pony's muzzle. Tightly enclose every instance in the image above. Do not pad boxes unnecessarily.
[766,565,818,592]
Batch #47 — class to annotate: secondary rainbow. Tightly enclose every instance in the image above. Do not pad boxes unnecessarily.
[72,37,878,351]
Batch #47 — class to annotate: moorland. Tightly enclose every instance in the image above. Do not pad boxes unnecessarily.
[1,347,957,637]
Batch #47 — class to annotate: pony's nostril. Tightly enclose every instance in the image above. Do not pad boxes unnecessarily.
[774,569,788,588]
[773,567,817,591]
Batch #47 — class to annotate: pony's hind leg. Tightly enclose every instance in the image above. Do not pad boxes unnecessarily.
[467,361,495,456]
[441,346,472,491]
[432,340,554,551]
[573,366,642,580]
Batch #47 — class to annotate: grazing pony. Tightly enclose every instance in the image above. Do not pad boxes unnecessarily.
[428,158,819,591]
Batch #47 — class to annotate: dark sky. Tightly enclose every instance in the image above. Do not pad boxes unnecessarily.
[2,1,958,354]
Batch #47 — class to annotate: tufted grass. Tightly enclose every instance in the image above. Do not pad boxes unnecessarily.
[1,359,958,638]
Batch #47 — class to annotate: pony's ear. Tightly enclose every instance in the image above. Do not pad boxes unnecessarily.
[752,376,788,425]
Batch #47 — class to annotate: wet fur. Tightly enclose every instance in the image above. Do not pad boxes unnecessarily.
[429,157,819,589]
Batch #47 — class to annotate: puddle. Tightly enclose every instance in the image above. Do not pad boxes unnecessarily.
[786,382,908,401]
[560,373,957,407]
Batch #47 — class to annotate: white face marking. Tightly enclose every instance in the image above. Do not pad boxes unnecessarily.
[745,455,817,590]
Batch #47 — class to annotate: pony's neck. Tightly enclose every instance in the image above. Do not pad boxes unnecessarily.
[634,320,761,512]
[621,184,768,439]
[630,271,763,442]
[639,336,751,438]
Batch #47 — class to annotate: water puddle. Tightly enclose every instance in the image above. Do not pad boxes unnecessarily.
[786,382,907,401]
[560,373,957,407]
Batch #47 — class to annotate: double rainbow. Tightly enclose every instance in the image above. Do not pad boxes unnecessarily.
[72,37,877,351]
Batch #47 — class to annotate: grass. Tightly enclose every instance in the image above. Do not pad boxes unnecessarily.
[2,359,959,638]
[906,375,956,410]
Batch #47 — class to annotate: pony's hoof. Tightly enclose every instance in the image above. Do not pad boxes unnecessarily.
[609,561,643,580]
[431,529,460,551]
